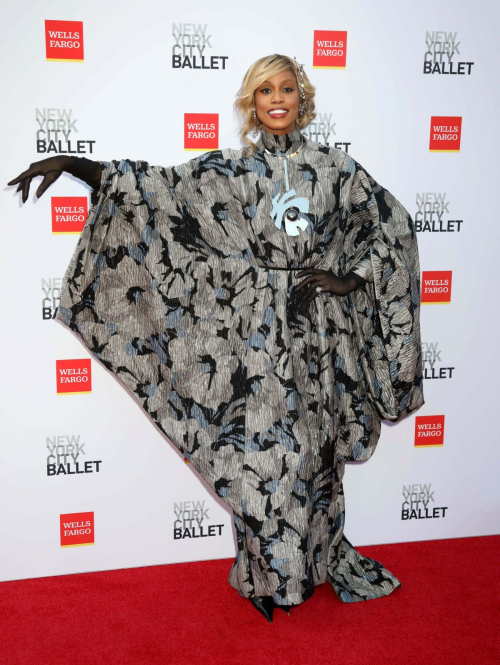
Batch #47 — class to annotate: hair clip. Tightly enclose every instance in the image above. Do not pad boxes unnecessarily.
[293,56,308,117]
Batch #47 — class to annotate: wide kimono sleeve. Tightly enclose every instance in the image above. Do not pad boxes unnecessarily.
[339,158,425,422]
[55,157,225,437]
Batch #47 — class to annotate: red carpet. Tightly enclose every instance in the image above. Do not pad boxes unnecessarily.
[1,535,498,665]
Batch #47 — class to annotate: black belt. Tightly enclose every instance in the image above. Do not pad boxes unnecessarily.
[257,265,306,271]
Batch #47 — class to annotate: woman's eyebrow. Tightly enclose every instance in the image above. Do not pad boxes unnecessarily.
[261,78,295,85]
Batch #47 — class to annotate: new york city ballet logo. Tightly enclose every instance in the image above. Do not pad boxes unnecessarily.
[421,271,452,304]
[313,31,347,69]
[429,116,462,152]
[422,341,455,380]
[172,23,228,70]
[60,512,94,547]
[414,415,445,447]
[301,115,352,153]
[173,500,224,540]
[47,434,102,477]
[56,359,92,395]
[184,113,218,151]
[415,192,463,233]
[51,197,87,234]
[36,108,96,155]
[45,20,84,62]
[42,277,61,321]
[423,31,474,75]
[401,484,448,521]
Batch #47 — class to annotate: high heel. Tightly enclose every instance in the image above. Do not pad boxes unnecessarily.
[274,603,292,616]
[249,596,274,623]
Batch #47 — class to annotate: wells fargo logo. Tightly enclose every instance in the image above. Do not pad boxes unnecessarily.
[184,113,218,151]
[45,20,84,63]
[429,116,462,152]
[60,512,94,547]
[56,359,92,395]
[421,270,452,304]
[415,415,445,447]
[313,31,347,69]
[51,197,87,234]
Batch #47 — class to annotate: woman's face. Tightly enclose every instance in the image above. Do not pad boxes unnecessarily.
[254,69,299,135]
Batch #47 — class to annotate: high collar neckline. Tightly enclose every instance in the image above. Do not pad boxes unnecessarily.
[256,125,305,155]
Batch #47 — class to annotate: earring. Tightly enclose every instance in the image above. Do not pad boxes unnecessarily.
[253,108,259,137]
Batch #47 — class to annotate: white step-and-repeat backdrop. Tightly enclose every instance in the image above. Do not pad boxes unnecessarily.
[1,0,499,582]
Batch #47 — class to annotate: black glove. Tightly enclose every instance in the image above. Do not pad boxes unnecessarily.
[292,268,366,301]
[7,156,103,203]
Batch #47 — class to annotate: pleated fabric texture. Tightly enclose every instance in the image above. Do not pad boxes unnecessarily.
[56,127,424,606]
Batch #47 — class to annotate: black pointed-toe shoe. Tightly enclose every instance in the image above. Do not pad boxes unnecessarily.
[249,596,275,623]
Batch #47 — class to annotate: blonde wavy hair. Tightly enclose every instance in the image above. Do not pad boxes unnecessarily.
[235,54,316,156]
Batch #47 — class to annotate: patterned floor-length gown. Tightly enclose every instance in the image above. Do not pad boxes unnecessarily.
[57,126,424,607]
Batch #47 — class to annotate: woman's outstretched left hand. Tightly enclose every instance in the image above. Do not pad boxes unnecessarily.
[292,268,364,301]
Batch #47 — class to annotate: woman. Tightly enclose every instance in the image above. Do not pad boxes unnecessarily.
[7,54,424,623]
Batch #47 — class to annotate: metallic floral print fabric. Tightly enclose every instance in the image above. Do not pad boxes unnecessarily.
[57,126,424,607]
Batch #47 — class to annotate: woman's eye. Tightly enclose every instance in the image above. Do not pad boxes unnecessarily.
[259,87,295,94]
